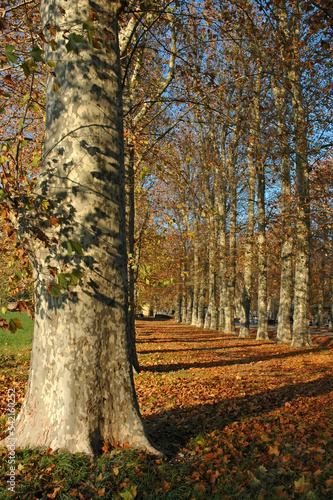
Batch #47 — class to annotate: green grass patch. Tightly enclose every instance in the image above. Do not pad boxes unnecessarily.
[0,312,33,354]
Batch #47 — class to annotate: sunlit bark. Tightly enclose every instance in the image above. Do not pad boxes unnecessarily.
[271,77,293,344]
[288,1,312,347]
[1,0,158,455]
[254,65,269,341]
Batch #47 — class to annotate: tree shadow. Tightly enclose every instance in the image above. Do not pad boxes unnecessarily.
[137,336,245,344]
[144,374,333,457]
[138,344,263,354]
[141,345,327,373]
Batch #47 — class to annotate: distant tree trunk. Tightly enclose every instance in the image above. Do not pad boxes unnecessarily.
[125,141,140,372]
[317,287,324,329]
[191,222,199,325]
[204,294,211,329]
[186,288,193,324]
[256,154,269,340]
[272,77,293,344]
[252,64,268,341]
[204,215,217,329]
[181,277,187,324]
[288,1,312,347]
[225,160,236,334]
[217,138,227,333]
[197,275,205,328]
[174,291,181,322]
[330,269,333,330]
[211,218,218,330]
[1,0,158,455]
[239,106,256,338]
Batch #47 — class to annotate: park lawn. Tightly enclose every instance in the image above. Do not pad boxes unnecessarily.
[0,311,34,353]
[0,318,332,499]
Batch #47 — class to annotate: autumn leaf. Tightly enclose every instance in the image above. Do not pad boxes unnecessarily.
[119,485,137,499]
[3,74,16,86]
[101,442,109,453]
[268,444,280,456]
[47,487,61,498]
[49,216,59,227]
[294,476,308,492]
[8,318,23,333]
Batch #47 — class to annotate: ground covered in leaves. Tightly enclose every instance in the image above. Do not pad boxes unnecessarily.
[0,318,333,499]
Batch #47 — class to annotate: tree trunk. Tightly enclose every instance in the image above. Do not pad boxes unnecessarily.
[197,275,205,328]
[271,77,293,344]
[288,1,312,347]
[253,65,268,341]
[225,160,236,334]
[1,0,158,456]
[316,287,324,329]
[218,210,227,332]
[185,287,193,324]
[191,221,199,325]
[174,291,182,322]
[204,216,217,329]
[239,109,256,339]
[330,268,333,330]
[125,142,140,372]
[256,155,269,340]
[181,272,187,324]
[217,129,227,333]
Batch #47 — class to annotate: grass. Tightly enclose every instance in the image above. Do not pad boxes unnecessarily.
[0,316,333,499]
[0,312,34,353]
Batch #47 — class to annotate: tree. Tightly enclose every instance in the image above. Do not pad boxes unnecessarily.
[1,0,158,456]
[272,68,293,344]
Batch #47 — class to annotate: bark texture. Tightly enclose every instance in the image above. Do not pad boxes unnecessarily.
[2,0,157,456]
[224,159,236,334]
[254,65,268,341]
[288,1,312,347]
[239,103,256,338]
[256,155,269,341]
[204,215,217,330]
[272,77,293,344]
[124,141,140,372]
[191,220,199,326]
[174,292,181,322]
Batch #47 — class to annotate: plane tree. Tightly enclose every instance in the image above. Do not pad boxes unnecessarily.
[0,0,159,456]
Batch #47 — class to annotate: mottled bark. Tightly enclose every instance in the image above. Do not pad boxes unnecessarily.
[225,160,236,334]
[125,142,140,371]
[251,64,268,341]
[174,292,181,322]
[330,271,333,330]
[239,81,258,339]
[272,78,293,344]
[219,276,227,332]
[1,0,158,456]
[191,221,199,326]
[181,282,187,324]
[217,129,227,333]
[288,1,312,347]
[239,151,255,338]
[204,215,217,330]
[197,275,205,328]
[256,155,269,341]
[317,289,324,328]
[185,288,193,324]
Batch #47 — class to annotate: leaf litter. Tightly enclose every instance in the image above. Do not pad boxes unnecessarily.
[0,319,332,499]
